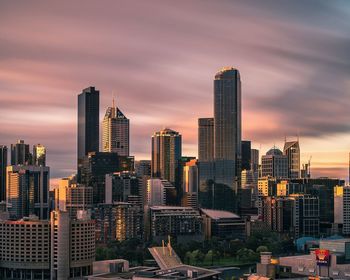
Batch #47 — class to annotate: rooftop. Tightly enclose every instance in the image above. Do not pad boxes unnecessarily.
[200,208,240,219]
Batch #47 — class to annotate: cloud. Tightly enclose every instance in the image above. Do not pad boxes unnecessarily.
[0,0,349,180]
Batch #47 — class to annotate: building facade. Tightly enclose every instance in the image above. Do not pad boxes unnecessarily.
[151,128,182,187]
[6,165,50,220]
[198,118,214,162]
[261,147,288,179]
[283,140,300,179]
[102,100,130,156]
[148,206,203,243]
[77,86,100,178]
[11,140,31,165]
[33,144,46,166]
[0,145,7,202]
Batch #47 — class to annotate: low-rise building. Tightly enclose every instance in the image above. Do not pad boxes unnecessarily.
[200,208,246,240]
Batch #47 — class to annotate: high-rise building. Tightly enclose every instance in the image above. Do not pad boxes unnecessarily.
[50,210,95,279]
[182,159,198,209]
[213,67,242,211]
[135,160,151,177]
[77,86,100,176]
[261,147,288,178]
[334,185,350,236]
[95,202,142,243]
[80,152,134,204]
[151,128,182,186]
[6,165,50,220]
[0,145,7,202]
[33,144,46,166]
[11,140,31,165]
[261,194,319,238]
[102,99,130,156]
[146,178,177,207]
[55,179,93,219]
[251,148,259,172]
[198,118,214,162]
[283,140,300,179]
[241,140,251,171]
[105,171,142,206]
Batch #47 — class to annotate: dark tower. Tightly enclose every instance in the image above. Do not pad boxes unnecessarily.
[77,86,100,179]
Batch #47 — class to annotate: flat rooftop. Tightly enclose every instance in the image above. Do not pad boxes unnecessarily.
[200,208,240,219]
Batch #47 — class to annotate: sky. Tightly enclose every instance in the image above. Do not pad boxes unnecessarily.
[0,0,350,183]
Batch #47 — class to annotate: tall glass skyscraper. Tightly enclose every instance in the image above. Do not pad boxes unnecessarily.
[0,145,7,201]
[283,140,300,179]
[198,118,214,162]
[11,139,30,165]
[213,67,242,211]
[77,86,99,176]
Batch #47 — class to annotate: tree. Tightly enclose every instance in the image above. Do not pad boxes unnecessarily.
[256,246,269,253]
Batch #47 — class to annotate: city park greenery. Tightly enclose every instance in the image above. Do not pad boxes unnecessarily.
[96,229,295,267]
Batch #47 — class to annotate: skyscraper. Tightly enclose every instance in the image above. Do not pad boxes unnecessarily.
[198,118,214,162]
[33,144,46,166]
[77,86,99,175]
[151,128,182,186]
[213,67,242,211]
[102,98,130,156]
[283,140,300,179]
[250,148,259,172]
[11,139,31,165]
[6,165,50,220]
[241,140,251,171]
[0,145,7,202]
[261,147,288,178]
[214,67,241,164]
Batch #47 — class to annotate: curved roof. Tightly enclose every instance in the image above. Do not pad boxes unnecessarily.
[215,67,239,79]
[266,147,283,156]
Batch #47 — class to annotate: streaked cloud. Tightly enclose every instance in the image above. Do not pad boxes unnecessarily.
[0,0,349,180]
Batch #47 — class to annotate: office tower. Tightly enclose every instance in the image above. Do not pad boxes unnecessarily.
[261,147,288,178]
[201,209,246,240]
[55,179,93,219]
[148,206,202,243]
[151,128,182,186]
[95,202,142,243]
[11,139,31,165]
[33,143,46,166]
[334,185,350,235]
[102,98,130,156]
[198,118,214,162]
[261,194,319,238]
[251,149,259,172]
[6,165,50,220]
[80,152,133,204]
[146,178,177,206]
[105,171,142,206]
[182,159,198,209]
[241,140,251,171]
[77,86,100,176]
[135,160,151,177]
[283,140,300,179]
[292,178,344,235]
[213,67,242,211]
[50,210,95,279]
[0,145,7,201]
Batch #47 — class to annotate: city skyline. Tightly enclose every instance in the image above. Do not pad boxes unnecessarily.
[1,1,350,181]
